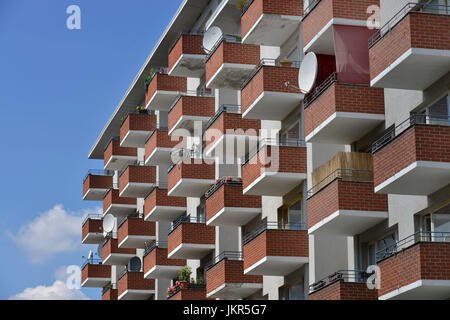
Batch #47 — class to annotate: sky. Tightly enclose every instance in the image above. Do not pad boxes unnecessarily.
[0,0,180,300]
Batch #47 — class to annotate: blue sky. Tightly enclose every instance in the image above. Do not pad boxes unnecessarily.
[0,0,180,299]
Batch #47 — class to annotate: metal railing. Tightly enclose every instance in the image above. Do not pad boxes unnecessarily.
[302,0,322,20]
[81,214,103,227]
[167,148,203,173]
[303,72,337,108]
[119,108,155,126]
[168,216,206,235]
[81,258,103,270]
[102,284,113,295]
[204,34,242,62]
[241,58,301,90]
[205,251,244,271]
[144,241,168,258]
[205,104,242,130]
[83,169,115,183]
[205,177,243,199]
[242,137,306,166]
[371,114,450,154]
[376,231,450,262]
[240,0,256,15]
[307,168,373,198]
[168,89,215,113]
[242,221,307,245]
[309,270,370,293]
[368,3,450,48]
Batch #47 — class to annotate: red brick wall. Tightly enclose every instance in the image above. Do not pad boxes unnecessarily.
[83,175,113,197]
[168,34,204,72]
[373,125,450,189]
[82,264,111,283]
[205,42,260,85]
[103,140,137,168]
[168,287,213,300]
[241,66,301,117]
[102,239,136,261]
[205,183,261,222]
[143,247,186,275]
[242,145,307,191]
[243,230,308,271]
[302,0,379,47]
[378,242,450,297]
[144,188,186,218]
[145,130,180,160]
[168,96,215,133]
[103,189,136,213]
[120,114,156,144]
[370,13,450,82]
[82,218,103,240]
[168,162,215,193]
[118,218,155,245]
[119,166,156,194]
[307,180,388,229]
[206,259,262,295]
[309,281,378,300]
[118,272,155,296]
[242,0,302,39]
[145,73,187,105]
[102,288,118,300]
[168,223,215,256]
[304,83,385,137]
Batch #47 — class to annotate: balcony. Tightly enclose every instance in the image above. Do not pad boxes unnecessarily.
[304,73,385,144]
[167,92,215,136]
[103,189,136,217]
[144,128,179,166]
[168,33,206,78]
[145,71,187,111]
[144,185,186,222]
[167,284,211,300]
[103,137,137,171]
[82,214,104,244]
[118,271,155,300]
[119,165,156,198]
[167,150,215,197]
[241,0,302,46]
[82,170,114,201]
[143,241,186,279]
[372,114,450,196]
[102,286,118,300]
[369,3,450,90]
[242,139,307,196]
[81,260,111,288]
[167,216,215,260]
[309,270,378,300]
[205,0,241,34]
[117,217,155,249]
[307,153,388,235]
[119,112,157,148]
[102,237,136,266]
[205,36,260,90]
[302,0,380,54]
[241,59,303,121]
[377,232,450,300]
[243,222,308,276]
[205,178,261,226]
[206,252,263,299]
[204,105,260,159]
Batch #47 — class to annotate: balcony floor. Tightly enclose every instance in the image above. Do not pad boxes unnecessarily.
[206,64,256,90]
[207,207,261,227]
[308,210,388,236]
[168,243,215,260]
[104,203,137,218]
[375,161,450,196]
[169,54,206,78]
[120,183,156,198]
[104,156,137,171]
[83,188,110,201]
[168,178,215,198]
[305,112,385,144]
[243,91,303,121]
[207,283,262,300]
[121,130,153,148]
[82,232,104,245]
[81,277,111,288]
[244,256,308,276]
[145,147,173,166]
[144,265,181,279]
[169,115,211,136]
[118,289,154,300]
[379,279,450,300]
[144,206,187,222]
[243,172,307,196]
[103,253,136,266]
[146,91,180,111]
[118,235,156,249]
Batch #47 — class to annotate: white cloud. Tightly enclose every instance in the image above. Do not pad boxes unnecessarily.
[9,204,101,263]
[9,281,90,300]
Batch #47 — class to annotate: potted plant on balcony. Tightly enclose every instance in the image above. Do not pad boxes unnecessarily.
[236,0,247,10]
[178,266,192,289]
[279,59,293,67]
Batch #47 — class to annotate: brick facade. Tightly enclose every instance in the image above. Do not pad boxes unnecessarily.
[145,129,180,160]
[82,218,103,241]
[168,223,215,257]
[103,139,137,168]
[143,247,186,275]
[168,287,213,300]
[83,174,113,197]
[309,281,378,300]
[119,166,156,194]
[117,218,155,245]
[168,34,205,72]
[168,96,215,134]
[82,264,111,283]
[168,161,215,193]
[103,189,136,213]
[118,272,155,297]
[144,187,187,219]
[102,288,118,300]
[145,73,187,106]
[102,238,136,261]
[119,114,156,144]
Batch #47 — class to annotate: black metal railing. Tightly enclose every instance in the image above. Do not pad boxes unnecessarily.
[241,58,301,90]
[81,258,103,270]
[205,251,244,271]
[102,284,113,295]
[204,34,242,62]
[309,270,370,293]
[242,221,307,245]
[303,72,337,108]
[307,169,373,198]
[302,0,322,20]
[168,89,215,113]
[205,104,242,130]
[81,214,103,227]
[168,216,206,235]
[144,241,168,258]
[242,138,306,166]
[205,177,243,199]
[376,231,450,262]
[368,3,450,48]
[371,114,450,154]
[83,169,115,183]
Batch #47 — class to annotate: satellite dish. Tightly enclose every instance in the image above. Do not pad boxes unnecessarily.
[128,257,141,272]
[298,52,318,94]
[202,26,223,54]
[97,244,103,259]
[103,214,115,233]
[87,250,93,260]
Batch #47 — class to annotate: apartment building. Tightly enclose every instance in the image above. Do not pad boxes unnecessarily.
[81,0,450,301]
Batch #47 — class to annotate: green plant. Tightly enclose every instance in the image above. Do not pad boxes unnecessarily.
[237,0,247,10]
[178,266,192,281]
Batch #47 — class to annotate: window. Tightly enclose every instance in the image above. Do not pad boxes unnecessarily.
[279,281,304,300]
[367,232,397,263]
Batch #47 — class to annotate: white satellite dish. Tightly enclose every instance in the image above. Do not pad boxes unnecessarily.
[298,52,318,94]
[97,244,103,259]
[202,26,223,54]
[103,214,115,233]
[87,250,93,260]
